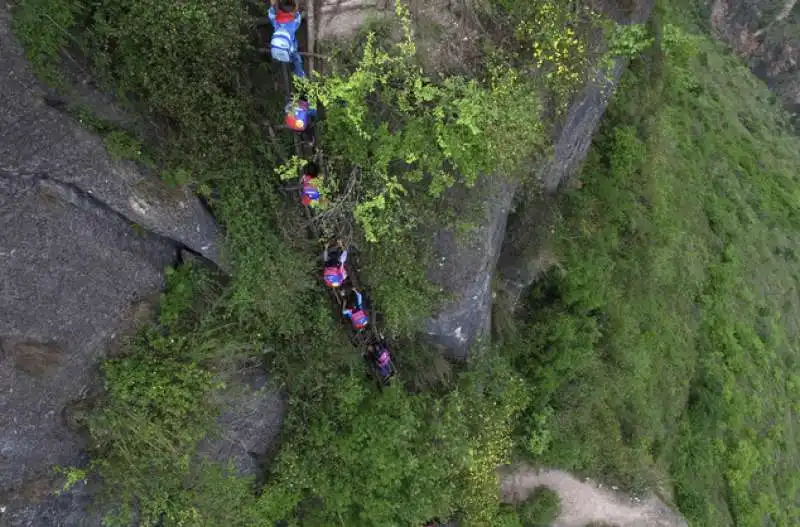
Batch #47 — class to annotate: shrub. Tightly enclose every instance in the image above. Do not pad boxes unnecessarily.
[517,487,561,526]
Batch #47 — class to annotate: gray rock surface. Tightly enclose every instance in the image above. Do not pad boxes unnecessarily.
[539,58,629,194]
[198,369,286,480]
[425,176,518,360]
[0,4,231,524]
[0,5,225,268]
[0,170,176,526]
[316,0,392,41]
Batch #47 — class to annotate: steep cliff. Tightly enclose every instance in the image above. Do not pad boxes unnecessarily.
[0,7,224,266]
[425,176,518,358]
[0,3,268,523]
[496,0,657,311]
[428,0,655,354]
[314,0,657,357]
[710,0,799,119]
[0,170,175,525]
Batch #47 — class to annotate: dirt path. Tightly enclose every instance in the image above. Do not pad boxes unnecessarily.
[499,465,688,527]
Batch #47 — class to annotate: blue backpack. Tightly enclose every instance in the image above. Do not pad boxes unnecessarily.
[271,27,294,63]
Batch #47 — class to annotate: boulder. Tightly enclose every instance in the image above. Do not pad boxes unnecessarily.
[198,369,287,481]
[425,176,518,360]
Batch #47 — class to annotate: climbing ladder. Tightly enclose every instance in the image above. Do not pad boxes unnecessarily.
[266,0,396,385]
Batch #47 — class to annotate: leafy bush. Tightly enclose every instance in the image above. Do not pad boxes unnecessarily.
[102,130,151,164]
[517,487,561,526]
[488,0,595,103]
[257,355,528,526]
[13,0,263,182]
[80,0,252,174]
[293,3,545,246]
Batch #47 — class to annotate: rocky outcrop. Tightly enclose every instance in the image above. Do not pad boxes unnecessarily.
[315,0,392,41]
[315,0,656,356]
[0,170,175,525]
[425,176,518,359]
[0,5,224,268]
[428,0,656,353]
[710,0,799,118]
[198,369,287,480]
[0,4,235,524]
[495,58,630,308]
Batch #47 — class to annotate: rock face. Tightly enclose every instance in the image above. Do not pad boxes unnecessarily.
[198,370,287,480]
[0,4,232,525]
[428,0,656,354]
[0,6,224,268]
[0,170,175,525]
[315,0,392,41]
[315,0,656,356]
[425,176,518,359]
[710,0,800,118]
[495,58,630,308]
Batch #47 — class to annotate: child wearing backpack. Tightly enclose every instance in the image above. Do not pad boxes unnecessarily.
[300,161,321,207]
[268,0,305,77]
[342,288,369,331]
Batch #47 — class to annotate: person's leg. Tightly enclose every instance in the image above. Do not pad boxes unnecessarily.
[291,51,305,78]
[300,127,313,145]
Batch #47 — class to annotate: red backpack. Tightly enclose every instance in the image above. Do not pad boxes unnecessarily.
[323,266,345,287]
[351,309,369,329]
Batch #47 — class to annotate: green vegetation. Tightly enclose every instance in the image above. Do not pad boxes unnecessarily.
[256,356,528,526]
[515,487,562,526]
[503,10,800,526]
[10,0,800,526]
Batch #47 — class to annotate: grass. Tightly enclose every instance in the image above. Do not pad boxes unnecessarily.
[504,21,800,527]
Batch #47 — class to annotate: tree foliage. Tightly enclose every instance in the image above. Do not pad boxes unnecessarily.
[258,355,528,526]
[280,3,545,243]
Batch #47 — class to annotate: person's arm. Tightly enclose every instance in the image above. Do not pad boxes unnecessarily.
[268,6,277,22]
[339,249,348,264]
[355,291,363,308]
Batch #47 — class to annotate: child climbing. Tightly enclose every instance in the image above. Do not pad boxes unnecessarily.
[300,161,321,207]
[285,95,317,145]
[367,337,395,383]
[322,240,348,288]
[342,288,369,330]
[268,0,305,78]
